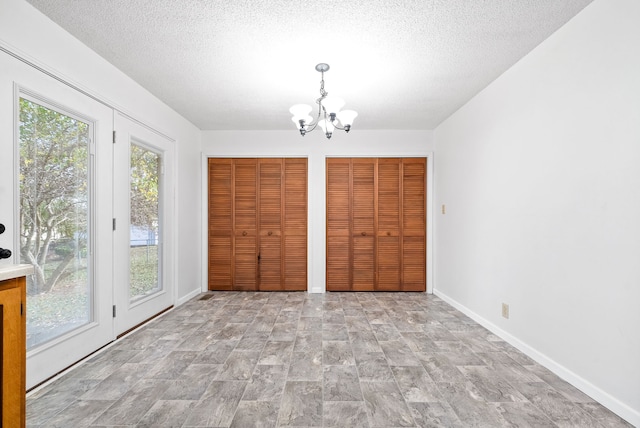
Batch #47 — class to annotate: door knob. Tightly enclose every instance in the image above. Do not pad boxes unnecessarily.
[0,248,11,259]
[0,223,11,259]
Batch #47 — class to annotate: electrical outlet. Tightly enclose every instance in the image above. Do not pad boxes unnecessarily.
[502,303,509,319]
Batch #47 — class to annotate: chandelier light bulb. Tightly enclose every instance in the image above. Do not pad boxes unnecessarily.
[337,110,358,129]
[318,119,335,138]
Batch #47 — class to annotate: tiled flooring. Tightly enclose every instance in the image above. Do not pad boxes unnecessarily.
[27,292,632,427]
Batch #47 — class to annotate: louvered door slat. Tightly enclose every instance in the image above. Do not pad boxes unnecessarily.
[259,235,282,291]
[235,236,257,290]
[327,236,350,291]
[353,236,375,291]
[284,235,307,290]
[402,236,425,291]
[327,159,351,235]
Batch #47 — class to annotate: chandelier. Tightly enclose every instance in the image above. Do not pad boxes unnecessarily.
[290,63,358,139]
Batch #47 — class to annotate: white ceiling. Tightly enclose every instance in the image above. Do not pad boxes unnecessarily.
[25,0,593,131]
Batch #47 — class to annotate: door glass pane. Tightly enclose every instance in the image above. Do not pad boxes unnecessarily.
[129,143,161,301]
[19,97,92,349]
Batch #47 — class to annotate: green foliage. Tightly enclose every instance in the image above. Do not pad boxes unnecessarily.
[130,245,160,298]
[130,145,160,229]
[19,97,90,293]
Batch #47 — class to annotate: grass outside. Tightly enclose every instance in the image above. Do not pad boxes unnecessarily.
[27,245,159,348]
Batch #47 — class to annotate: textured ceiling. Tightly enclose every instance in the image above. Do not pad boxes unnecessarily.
[25,0,594,131]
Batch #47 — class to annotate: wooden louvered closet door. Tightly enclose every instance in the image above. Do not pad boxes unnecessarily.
[326,159,351,291]
[326,157,426,292]
[208,158,307,291]
[234,159,258,290]
[401,159,426,291]
[377,159,402,291]
[208,159,234,290]
[352,159,376,291]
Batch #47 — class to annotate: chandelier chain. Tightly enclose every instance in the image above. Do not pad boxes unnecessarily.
[319,71,328,98]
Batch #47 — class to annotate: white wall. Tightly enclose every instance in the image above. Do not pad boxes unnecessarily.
[433,0,640,424]
[202,130,434,293]
[0,0,202,304]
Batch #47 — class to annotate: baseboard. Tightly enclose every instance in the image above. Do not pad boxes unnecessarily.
[177,287,203,306]
[433,289,639,427]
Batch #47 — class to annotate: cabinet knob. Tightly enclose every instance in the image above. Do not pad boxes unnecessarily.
[361,231,367,236]
[387,231,391,236]
[0,248,11,259]
[268,231,272,236]
[242,231,247,236]
[0,223,5,234]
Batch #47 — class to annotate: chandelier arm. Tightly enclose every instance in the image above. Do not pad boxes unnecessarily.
[303,97,326,131]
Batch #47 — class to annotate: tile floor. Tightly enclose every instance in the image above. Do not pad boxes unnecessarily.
[27,292,632,427]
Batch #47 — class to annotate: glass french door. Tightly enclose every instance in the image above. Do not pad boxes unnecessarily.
[0,51,114,389]
[113,113,174,335]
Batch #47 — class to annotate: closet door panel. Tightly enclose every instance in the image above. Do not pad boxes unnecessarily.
[401,159,426,291]
[352,159,376,291]
[208,159,233,290]
[326,159,351,291]
[283,159,308,291]
[377,159,402,291]
[234,159,258,290]
[258,160,283,290]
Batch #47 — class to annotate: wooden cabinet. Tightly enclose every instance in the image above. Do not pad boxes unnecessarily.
[208,158,307,291]
[326,158,426,292]
[1,275,26,428]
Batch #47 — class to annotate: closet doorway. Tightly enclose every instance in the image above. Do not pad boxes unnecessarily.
[326,158,426,292]
[208,158,307,291]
